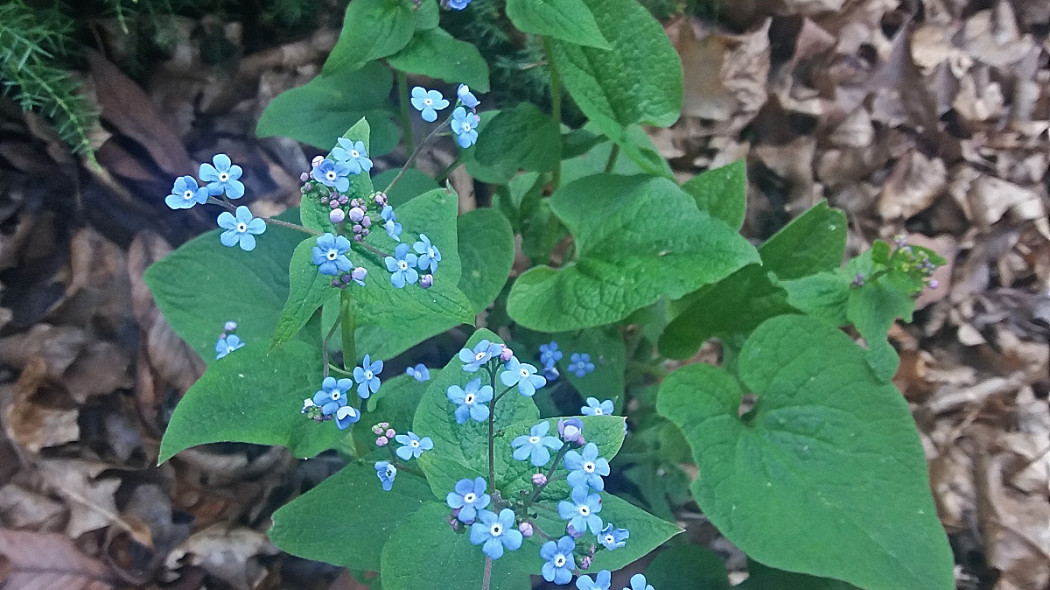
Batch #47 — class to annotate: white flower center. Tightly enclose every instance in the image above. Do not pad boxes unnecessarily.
[462,122,472,132]
[584,461,595,473]
[398,260,408,271]
[465,393,475,404]
[219,172,229,182]
[490,523,502,536]
[474,351,486,361]
[183,190,195,200]
[236,222,247,233]
[385,466,396,477]
[593,408,604,415]
[327,250,338,261]
[423,98,433,107]
[331,391,341,400]
[554,555,566,567]
[579,505,590,516]
[605,534,615,544]
[528,436,540,445]
[326,171,337,181]
[463,492,476,503]
[519,368,529,378]
[410,440,420,448]
[350,150,360,158]
[365,370,373,380]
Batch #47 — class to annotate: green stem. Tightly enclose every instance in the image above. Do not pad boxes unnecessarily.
[340,289,356,371]
[321,314,343,378]
[435,152,466,184]
[482,557,492,590]
[541,35,563,191]
[604,143,620,173]
[396,70,416,156]
[524,442,572,508]
[383,117,453,195]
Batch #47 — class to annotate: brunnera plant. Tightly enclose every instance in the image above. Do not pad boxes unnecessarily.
[145,0,956,589]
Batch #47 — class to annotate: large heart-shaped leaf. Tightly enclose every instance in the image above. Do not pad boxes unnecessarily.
[507,174,758,331]
[505,0,610,49]
[387,27,490,91]
[656,315,954,590]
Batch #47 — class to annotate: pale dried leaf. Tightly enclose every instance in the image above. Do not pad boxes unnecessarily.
[0,483,66,530]
[165,525,278,590]
[0,528,119,590]
[35,460,124,538]
[2,360,79,453]
[877,150,947,220]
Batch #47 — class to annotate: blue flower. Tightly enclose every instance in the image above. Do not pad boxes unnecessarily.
[458,340,502,372]
[199,153,245,199]
[446,378,493,424]
[381,206,402,242]
[375,461,397,491]
[384,243,419,288]
[568,353,595,377]
[166,175,209,209]
[540,536,576,585]
[564,442,610,491]
[457,84,480,109]
[353,354,383,399]
[469,509,522,560]
[625,574,653,590]
[334,406,360,430]
[558,418,585,445]
[311,158,351,192]
[558,486,603,535]
[446,477,490,523]
[217,206,266,251]
[312,233,352,276]
[542,364,560,381]
[410,87,449,123]
[511,421,562,467]
[450,107,479,148]
[576,570,612,590]
[598,523,629,550]
[331,138,372,175]
[406,364,430,381]
[413,234,441,274]
[311,376,353,415]
[215,334,244,359]
[447,0,471,10]
[394,431,433,460]
[581,397,614,416]
[539,341,563,367]
[500,357,546,397]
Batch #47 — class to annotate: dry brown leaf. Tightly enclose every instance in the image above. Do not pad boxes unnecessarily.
[35,460,132,540]
[673,19,737,121]
[877,150,947,220]
[0,483,66,531]
[0,528,120,590]
[165,525,278,590]
[3,360,79,453]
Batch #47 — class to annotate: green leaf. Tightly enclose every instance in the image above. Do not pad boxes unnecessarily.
[387,28,490,92]
[380,503,532,590]
[464,111,518,184]
[550,0,681,134]
[507,174,759,331]
[735,560,860,590]
[351,187,475,358]
[645,545,729,590]
[551,325,625,408]
[475,103,562,173]
[414,0,439,29]
[158,340,337,461]
[659,201,846,359]
[457,208,515,314]
[560,124,651,184]
[372,167,439,208]
[656,315,954,590]
[324,0,417,73]
[846,274,913,381]
[269,461,434,569]
[505,0,610,49]
[681,160,746,230]
[271,237,341,350]
[145,210,308,362]
[256,62,399,156]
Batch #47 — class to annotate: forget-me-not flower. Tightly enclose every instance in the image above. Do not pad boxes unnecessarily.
[446,477,490,523]
[334,406,360,430]
[353,354,383,399]
[166,175,209,210]
[500,357,546,397]
[457,84,479,109]
[311,158,351,192]
[384,243,419,288]
[215,334,244,359]
[576,570,612,590]
[447,0,471,10]
[458,340,502,372]
[539,341,563,367]
[312,233,352,276]
[558,418,585,445]
[511,421,562,467]
[406,364,430,381]
[469,508,522,559]
[558,486,603,535]
[568,352,595,377]
[312,376,353,415]
[394,431,433,460]
[410,87,449,122]
[447,378,493,424]
[331,138,372,175]
[625,574,654,590]
[581,397,614,416]
[199,153,245,199]
[450,107,479,148]
[413,234,441,274]
[375,461,397,491]
[564,442,610,491]
[381,206,401,242]
[217,206,266,251]
[540,536,576,585]
[598,523,629,550]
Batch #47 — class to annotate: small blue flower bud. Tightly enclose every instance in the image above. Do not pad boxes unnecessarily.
[420,274,433,289]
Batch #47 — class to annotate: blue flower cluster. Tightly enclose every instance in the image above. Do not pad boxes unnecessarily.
[300,354,385,430]
[365,423,432,492]
[538,341,597,381]
[166,154,268,252]
[383,234,442,289]
[410,85,482,149]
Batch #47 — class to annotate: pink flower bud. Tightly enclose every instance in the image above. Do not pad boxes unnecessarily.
[330,208,346,224]
[518,522,534,538]
[376,436,388,447]
[499,345,514,361]
[532,473,547,486]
